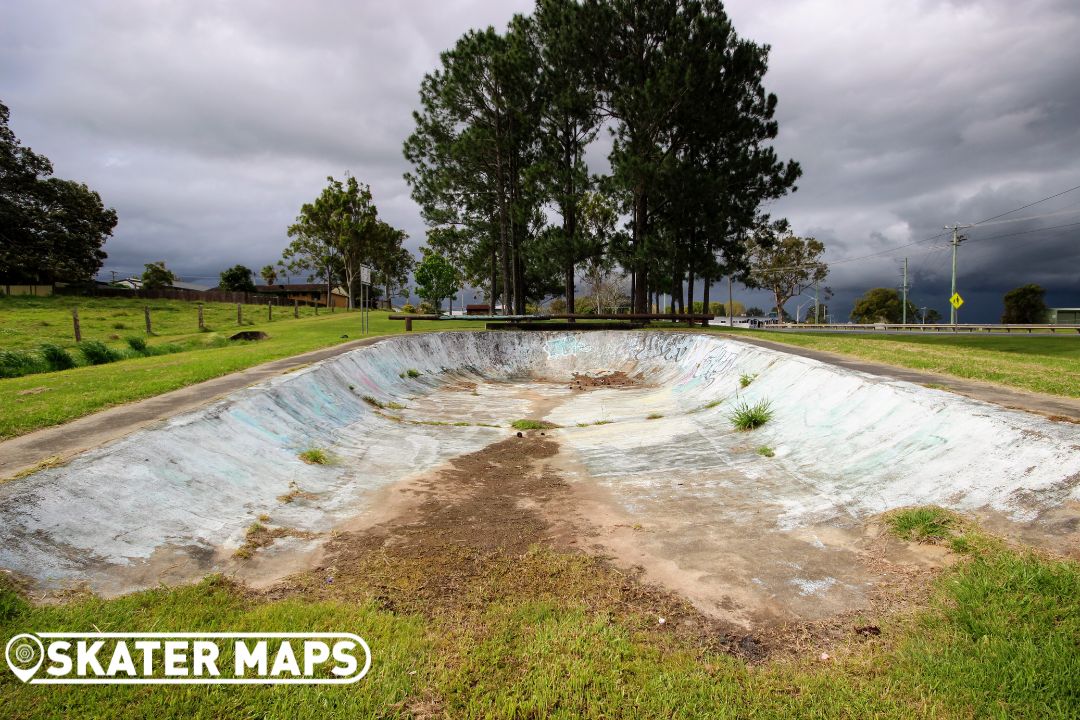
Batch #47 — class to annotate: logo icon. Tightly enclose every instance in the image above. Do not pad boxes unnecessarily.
[5,633,44,682]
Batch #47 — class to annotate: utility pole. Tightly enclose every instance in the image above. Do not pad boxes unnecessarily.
[900,257,909,325]
[944,224,971,324]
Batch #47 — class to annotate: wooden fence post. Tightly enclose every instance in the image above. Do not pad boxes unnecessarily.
[268,302,272,321]
[144,305,152,335]
[237,303,242,325]
[72,306,81,342]
[293,299,298,318]
[198,304,204,330]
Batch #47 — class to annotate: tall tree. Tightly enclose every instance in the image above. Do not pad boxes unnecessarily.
[404,20,544,315]
[850,287,915,324]
[594,0,800,311]
[259,265,277,286]
[285,175,382,309]
[141,261,175,289]
[414,249,461,313]
[0,101,116,284]
[744,220,827,320]
[533,0,602,313]
[219,264,256,292]
[370,221,413,309]
[1001,284,1048,324]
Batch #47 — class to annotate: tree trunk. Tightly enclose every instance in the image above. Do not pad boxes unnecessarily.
[687,264,695,316]
[563,211,576,321]
[702,273,710,319]
[325,264,333,312]
[632,188,649,313]
[489,239,497,315]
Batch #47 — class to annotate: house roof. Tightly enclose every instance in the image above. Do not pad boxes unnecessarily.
[254,284,347,295]
[169,281,211,292]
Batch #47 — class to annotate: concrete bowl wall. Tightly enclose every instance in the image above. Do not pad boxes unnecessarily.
[1,331,1077,591]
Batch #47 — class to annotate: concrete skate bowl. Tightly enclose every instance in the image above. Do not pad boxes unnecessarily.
[2,331,1078,627]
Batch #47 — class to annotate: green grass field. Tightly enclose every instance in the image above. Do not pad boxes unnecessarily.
[1,511,1075,719]
[0,295,476,439]
[710,328,1080,398]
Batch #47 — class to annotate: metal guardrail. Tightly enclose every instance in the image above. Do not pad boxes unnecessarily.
[770,323,1080,334]
[387,313,714,331]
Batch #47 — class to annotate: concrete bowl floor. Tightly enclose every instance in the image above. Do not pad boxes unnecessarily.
[1,331,1077,628]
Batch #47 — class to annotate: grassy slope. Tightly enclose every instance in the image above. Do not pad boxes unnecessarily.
[708,328,1080,398]
[1,515,1076,719]
[0,297,476,439]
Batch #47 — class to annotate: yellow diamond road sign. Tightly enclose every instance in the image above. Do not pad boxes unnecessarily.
[949,292,964,309]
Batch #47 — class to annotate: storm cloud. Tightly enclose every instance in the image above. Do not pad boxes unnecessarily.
[2,0,1077,320]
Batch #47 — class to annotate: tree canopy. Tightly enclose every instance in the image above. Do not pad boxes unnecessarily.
[1001,284,1048,324]
[284,175,410,309]
[403,0,802,315]
[743,221,827,320]
[0,101,116,285]
[413,249,460,313]
[850,287,916,324]
[219,264,256,292]
[141,261,175,290]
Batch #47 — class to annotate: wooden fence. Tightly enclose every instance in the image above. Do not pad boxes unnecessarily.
[53,286,292,305]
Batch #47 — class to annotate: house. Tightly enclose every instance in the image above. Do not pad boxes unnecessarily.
[1047,308,1080,324]
[254,284,349,308]
[111,278,210,292]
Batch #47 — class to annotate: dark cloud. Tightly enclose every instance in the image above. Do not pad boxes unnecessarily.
[2,0,1077,319]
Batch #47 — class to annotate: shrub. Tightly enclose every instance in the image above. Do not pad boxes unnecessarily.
[511,419,558,430]
[887,506,956,542]
[78,340,122,365]
[739,373,757,388]
[729,400,773,430]
[39,344,76,371]
[125,336,149,354]
[0,350,45,378]
[757,446,775,457]
[298,449,330,465]
[418,301,437,315]
[401,303,416,314]
[150,343,183,356]
[406,368,421,378]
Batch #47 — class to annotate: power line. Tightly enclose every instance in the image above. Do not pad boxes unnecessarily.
[963,220,1080,246]
[968,183,1080,227]
[755,182,1080,273]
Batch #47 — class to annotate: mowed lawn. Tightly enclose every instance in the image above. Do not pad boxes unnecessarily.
[712,329,1080,398]
[1,512,1077,719]
[0,296,476,439]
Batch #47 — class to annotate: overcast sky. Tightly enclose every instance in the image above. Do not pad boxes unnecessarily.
[3,0,1078,321]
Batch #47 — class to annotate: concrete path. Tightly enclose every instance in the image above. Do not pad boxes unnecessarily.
[0,335,389,480]
[2,329,1076,481]
[717,332,1080,422]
